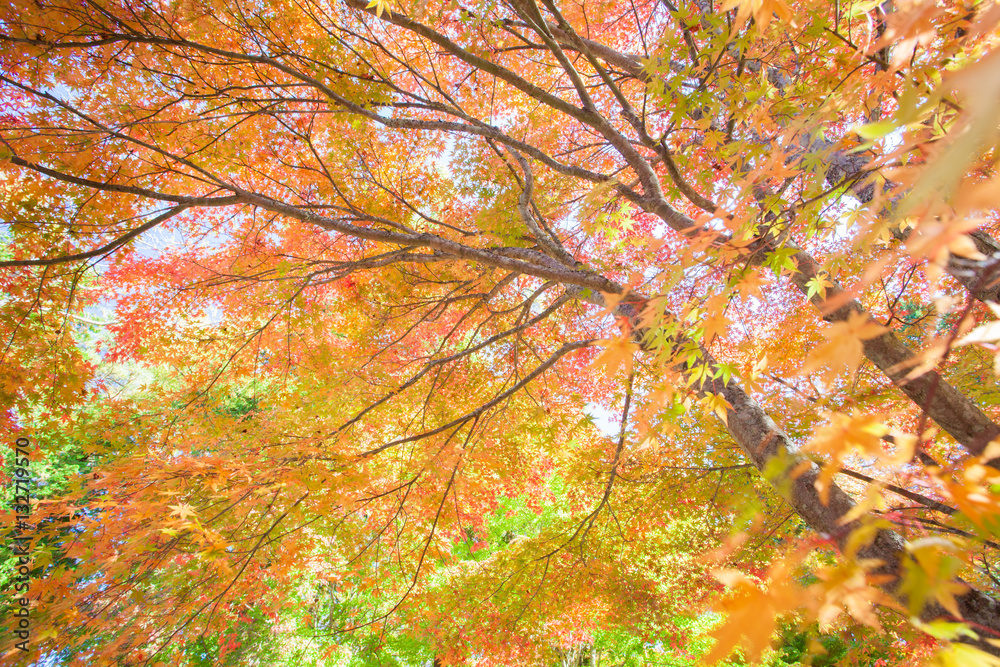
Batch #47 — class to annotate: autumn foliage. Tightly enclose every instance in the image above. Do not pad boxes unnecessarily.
[3,0,1000,664]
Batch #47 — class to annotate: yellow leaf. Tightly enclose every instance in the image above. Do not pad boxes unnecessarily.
[198,540,231,560]
[804,411,911,504]
[735,269,768,299]
[365,0,391,17]
[907,217,988,265]
[706,561,802,664]
[929,644,1000,667]
[590,335,638,378]
[957,302,1000,347]
[800,312,888,381]
[702,393,732,425]
[935,463,1000,537]
[899,537,969,618]
[702,309,732,343]
[842,522,882,559]
[810,560,887,631]
[719,0,795,31]
[168,503,197,521]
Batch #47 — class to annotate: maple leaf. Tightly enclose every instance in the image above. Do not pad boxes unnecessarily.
[735,269,768,299]
[930,644,1000,667]
[957,302,1000,348]
[898,538,969,618]
[365,0,391,18]
[804,411,914,503]
[198,541,231,560]
[800,311,888,381]
[590,335,639,378]
[37,627,59,642]
[720,0,795,32]
[701,393,732,425]
[935,462,1000,538]
[907,217,987,267]
[805,272,834,301]
[169,503,198,521]
[706,562,801,664]
[809,560,890,631]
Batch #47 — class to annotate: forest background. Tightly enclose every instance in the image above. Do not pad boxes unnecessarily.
[3,0,1000,665]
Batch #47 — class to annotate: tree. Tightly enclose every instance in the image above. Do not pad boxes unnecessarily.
[3,0,1000,663]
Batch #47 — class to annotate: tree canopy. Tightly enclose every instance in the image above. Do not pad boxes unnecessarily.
[4,0,1000,664]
